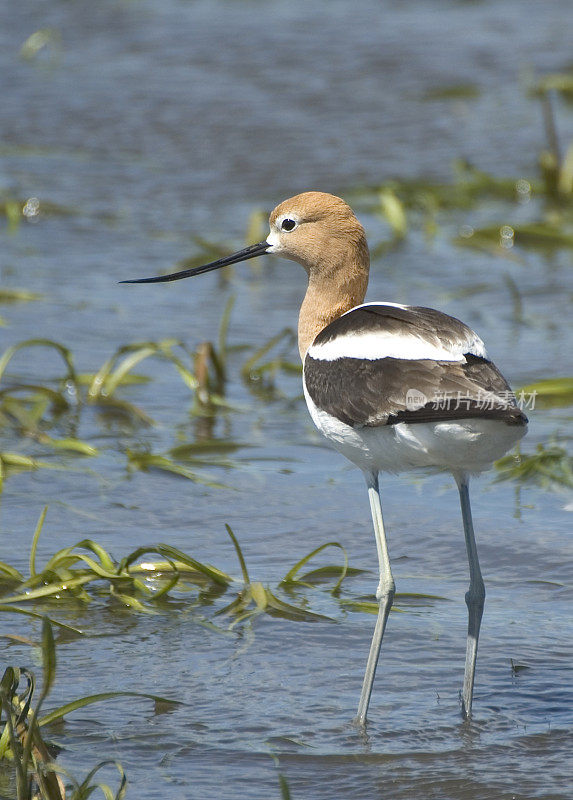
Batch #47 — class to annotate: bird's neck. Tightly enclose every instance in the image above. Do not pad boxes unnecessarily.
[298,241,369,361]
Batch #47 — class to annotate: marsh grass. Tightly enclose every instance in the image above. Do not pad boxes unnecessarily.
[0,289,43,304]
[518,377,573,409]
[0,617,178,800]
[0,295,303,489]
[241,328,301,401]
[348,159,541,217]
[353,156,573,257]
[0,509,447,636]
[1,194,75,234]
[492,378,573,489]
[0,509,437,634]
[0,509,366,625]
[495,442,573,490]
[349,87,573,256]
[2,188,569,496]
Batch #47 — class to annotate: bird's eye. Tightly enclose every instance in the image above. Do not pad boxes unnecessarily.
[281,218,296,232]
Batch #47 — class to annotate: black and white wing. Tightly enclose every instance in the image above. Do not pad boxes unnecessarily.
[303,304,527,429]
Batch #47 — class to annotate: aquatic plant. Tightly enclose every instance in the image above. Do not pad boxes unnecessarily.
[0,508,358,625]
[495,442,573,490]
[0,507,453,637]
[0,617,175,799]
[0,295,303,489]
[348,85,573,256]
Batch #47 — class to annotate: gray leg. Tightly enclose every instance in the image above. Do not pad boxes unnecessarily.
[355,471,395,726]
[455,472,486,720]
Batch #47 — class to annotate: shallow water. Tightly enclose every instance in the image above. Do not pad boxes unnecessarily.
[1,0,572,797]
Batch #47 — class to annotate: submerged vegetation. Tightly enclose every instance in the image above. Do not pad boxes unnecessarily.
[0,66,572,798]
[0,512,438,795]
[1,506,452,626]
[495,442,573,490]
[348,76,573,258]
[0,617,176,800]
[0,298,301,491]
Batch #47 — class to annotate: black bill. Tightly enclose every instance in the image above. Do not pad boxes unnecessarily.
[120,240,270,284]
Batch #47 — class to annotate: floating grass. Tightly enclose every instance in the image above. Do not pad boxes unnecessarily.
[348,159,543,214]
[518,377,573,409]
[531,68,573,103]
[495,443,573,489]
[0,340,78,392]
[1,194,74,234]
[340,590,449,615]
[423,83,480,101]
[510,658,531,675]
[0,511,362,626]
[0,617,177,799]
[281,541,354,595]
[126,448,228,488]
[207,528,353,626]
[240,328,300,401]
[348,133,573,261]
[0,269,303,491]
[0,454,72,495]
[0,288,43,304]
[0,312,236,485]
[454,221,573,253]
[0,508,231,613]
[0,295,289,488]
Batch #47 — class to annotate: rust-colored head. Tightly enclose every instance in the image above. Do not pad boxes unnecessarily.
[121,190,370,360]
[266,191,369,277]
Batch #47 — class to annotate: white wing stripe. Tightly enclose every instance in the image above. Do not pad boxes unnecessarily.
[308,331,485,362]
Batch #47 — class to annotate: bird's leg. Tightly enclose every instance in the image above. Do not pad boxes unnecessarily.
[355,472,395,726]
[455,472,486,720]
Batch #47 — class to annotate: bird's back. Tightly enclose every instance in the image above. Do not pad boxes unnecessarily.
[303,303,527,474]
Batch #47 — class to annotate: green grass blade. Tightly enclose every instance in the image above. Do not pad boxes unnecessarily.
[71,539,117,572]
[0,383,70,409]
[0,574,95,603]
[0,287,42,303]
[42,437,98,456]
[518,377,573,408]
[123,544,232,586]
[29,505,48,578]
[217,294,235,372]
[0,338,78,391]
[74,760,127,800]
[264,588,335,622]
[38,691,180,727]
[240,328,296,380]
[41,617,57,697]
[282,542,349,594]
[0,561,24,581]
[0,605,83,632]
[1,452,59,470]
[224,524,250,585]
[250,581,269,611]
[127,451,227,488]
[90,395,155,425]
[104,346,159,397]
[339,598,403,614]
[109,588,149,611]
[216,588,253,618]
[278,773,292,800]
[21,619,58,787]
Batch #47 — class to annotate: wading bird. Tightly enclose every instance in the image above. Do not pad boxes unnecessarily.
[122,192,527,724]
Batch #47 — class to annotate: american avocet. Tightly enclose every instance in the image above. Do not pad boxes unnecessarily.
[122,191,528,724]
